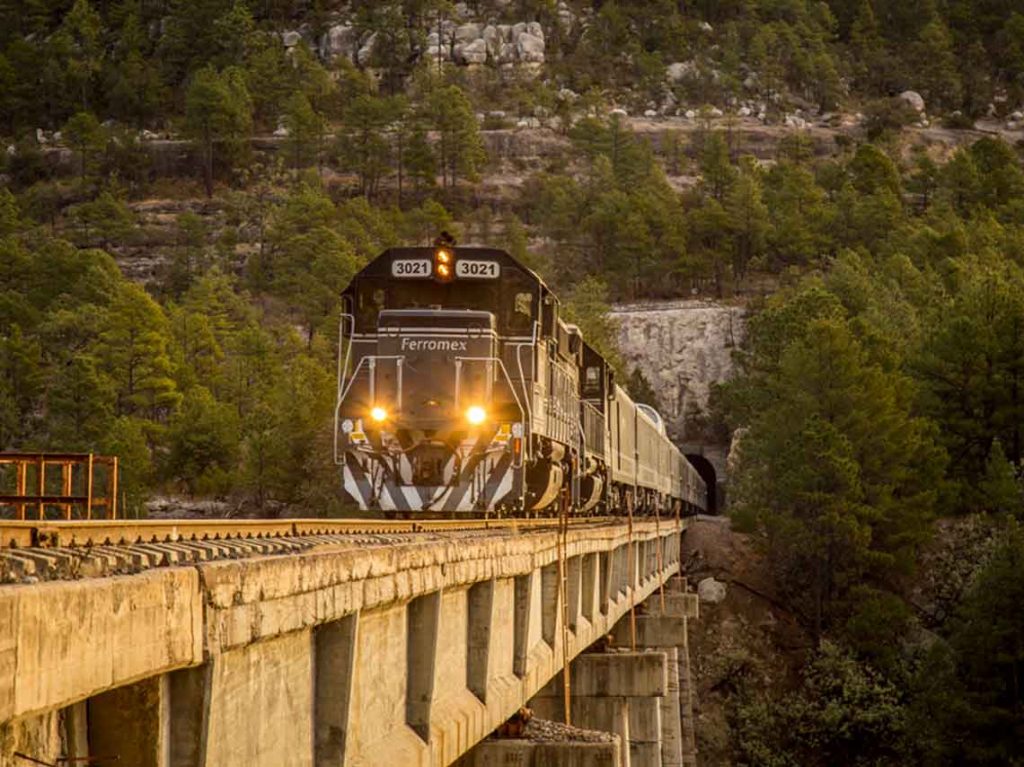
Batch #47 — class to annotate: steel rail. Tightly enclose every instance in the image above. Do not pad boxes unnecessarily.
[0,515,650,550]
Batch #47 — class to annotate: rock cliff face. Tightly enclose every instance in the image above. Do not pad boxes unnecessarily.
[319,15,550,69]
[613,300,746,442]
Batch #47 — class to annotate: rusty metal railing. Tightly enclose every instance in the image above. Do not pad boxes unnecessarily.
[0,453,119,521]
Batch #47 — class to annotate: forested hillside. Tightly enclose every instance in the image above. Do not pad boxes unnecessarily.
[4,0,1024,128]
[0,0,1022,505]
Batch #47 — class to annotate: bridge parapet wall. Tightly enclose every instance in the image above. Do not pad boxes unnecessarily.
[1,521,682,767]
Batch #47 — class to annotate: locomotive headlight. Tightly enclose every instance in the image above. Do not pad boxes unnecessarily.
[434,247,454,282]
[466,405,487,425]
[370,406,388,423]
[341,419,354,434]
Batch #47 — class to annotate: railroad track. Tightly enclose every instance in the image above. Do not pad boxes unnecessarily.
[0,515,685,585]
[0,515,676,550]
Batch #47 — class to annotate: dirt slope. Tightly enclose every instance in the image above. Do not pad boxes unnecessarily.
[681,516,812,764]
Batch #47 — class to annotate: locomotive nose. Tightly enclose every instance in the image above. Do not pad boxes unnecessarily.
[373,308,498,428]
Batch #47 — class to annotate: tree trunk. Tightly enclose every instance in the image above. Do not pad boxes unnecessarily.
[396,132,404,207]
[203,128,214,198]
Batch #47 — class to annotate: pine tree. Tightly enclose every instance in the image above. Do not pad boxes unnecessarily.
[917,262,1024,495]
[847,144,902,197]
[980,439,1023,515]
[939,522,1024,762]
[245,38,292,129]
[0,325,43,443]
[938,148,981,214]
[337,94,394,197]
[101,416,153,516]
[61,0,103,110]
[0,188,22,237]
[62,111,105,181]
[968,137,1024,211]
[725,289,944,636]
[427,85,486,189]
[562,276,623,374]
[212,0,255,69]
[67,192,135,249]
[764,163,833,268]
[158,0,234,83]
[849,0,891,95]
[165,385,240,495]
[165,213,212,297]
[0,52,15,135]
[95,283,181,419]
[725,157,770,279]
[699,131,735,202]
[911,17,963,111]
[46,355,115,449]
[283,92,325,171]
[105,10,165,128]
[184,66,253,197]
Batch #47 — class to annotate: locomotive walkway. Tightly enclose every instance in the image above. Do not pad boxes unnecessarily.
[0,518,699,767]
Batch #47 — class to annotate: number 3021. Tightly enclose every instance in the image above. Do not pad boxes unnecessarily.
[456,260,500,279]
[391,259,430,277]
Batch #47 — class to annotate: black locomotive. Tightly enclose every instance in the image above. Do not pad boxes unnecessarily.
[333,244,706,517]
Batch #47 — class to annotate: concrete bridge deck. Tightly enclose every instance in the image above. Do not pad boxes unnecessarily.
[0,519,687,767]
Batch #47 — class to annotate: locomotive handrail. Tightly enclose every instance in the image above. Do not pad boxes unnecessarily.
[336,355,406,409]
[509,319,540,430]
[333,354,406,465]
[581,400,607,459]
[334,313,356,466]
[336,313,355,405]
[367,356,404,410]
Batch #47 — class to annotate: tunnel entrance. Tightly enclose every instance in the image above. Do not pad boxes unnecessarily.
[685,454,718,515]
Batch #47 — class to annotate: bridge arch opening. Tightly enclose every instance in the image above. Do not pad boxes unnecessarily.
[685,454,718,515]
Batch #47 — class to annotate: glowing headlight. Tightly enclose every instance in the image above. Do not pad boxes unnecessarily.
[370,406,388,423]
[466,406,487,425]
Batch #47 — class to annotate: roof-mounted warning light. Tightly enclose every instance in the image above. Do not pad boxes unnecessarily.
[434,247,453,281]
[433,230,457,282]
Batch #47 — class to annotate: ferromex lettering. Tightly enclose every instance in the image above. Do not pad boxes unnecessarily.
[400,337,469,351]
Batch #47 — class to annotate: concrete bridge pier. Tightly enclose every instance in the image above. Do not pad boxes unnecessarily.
[455,738,622,767]
[612,579,700,767]
[527,651,669,767]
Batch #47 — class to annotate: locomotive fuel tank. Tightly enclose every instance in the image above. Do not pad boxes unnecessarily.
[525,442,565,511]
[578,459,605,514]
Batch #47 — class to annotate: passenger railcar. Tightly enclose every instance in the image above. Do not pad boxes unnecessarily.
[333,244,706,517]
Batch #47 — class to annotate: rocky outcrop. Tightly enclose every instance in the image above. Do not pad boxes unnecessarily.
[320,23,359,60]
[899,90,926,113]
[908,514,1002,628]
[697,576,727,604]
[320,17,545,68]
[613,300,746,441]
